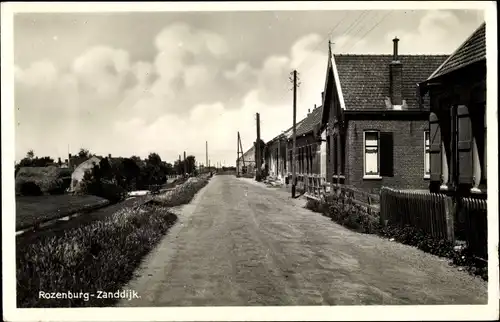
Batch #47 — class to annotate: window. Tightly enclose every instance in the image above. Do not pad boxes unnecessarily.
[424,131,430,178]
[364,131,380,177]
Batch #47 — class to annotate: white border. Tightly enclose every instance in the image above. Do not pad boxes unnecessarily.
[2,2,499,322]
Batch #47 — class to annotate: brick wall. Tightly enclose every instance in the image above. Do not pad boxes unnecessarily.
[346,119,430,194]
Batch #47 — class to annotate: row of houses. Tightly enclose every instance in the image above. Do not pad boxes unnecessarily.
[238,22,487,201]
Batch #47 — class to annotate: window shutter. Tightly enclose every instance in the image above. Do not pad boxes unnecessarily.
[380,132,394,177]
[429,112,442,182]
[457,105,473,184]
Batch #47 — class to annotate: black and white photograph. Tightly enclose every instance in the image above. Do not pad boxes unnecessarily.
[1,1,498,321]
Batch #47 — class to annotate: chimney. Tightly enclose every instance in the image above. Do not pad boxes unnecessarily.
[68,153,72,169]
[108,153,111,159]
[392,37,399,61]
[314,104,317,109]
[390,37,403,107]
[321,91,325,102]
[308,109,311,114]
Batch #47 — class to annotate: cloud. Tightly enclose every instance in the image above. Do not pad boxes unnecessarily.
[224,62,254,80]
[15,60,58,87]
[334,10,482,54]
[14,10,483,164]
[72,46,132,96]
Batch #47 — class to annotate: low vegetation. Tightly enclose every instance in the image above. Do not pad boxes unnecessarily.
[153,175,210,207]
[306,192,488,281]
[16,174,211,308]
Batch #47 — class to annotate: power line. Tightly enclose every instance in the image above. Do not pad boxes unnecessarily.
[298,10,393,76]
[343,10,394,52]
[294,11,355,72]
[338,11,380,52]
[268,13,367,114]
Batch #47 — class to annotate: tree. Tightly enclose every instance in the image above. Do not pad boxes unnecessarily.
[26,150,35,159]
[144,152,167,185]
[120,158,141,190]
[99,158,113,180]
[174,159,184,175]
[164,162,174,175]
[78,148,90,159]
[79,162,126,203]
[130,155,142,164]
[185,155,196,174]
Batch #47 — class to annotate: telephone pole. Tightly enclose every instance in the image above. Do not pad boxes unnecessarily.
[236,132,240,176]
[183,151,187,174]
[255,112,261,181]
[291,70,299,198]
[205,141,208,172]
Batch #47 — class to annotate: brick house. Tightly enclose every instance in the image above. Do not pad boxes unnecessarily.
[264,105,323,189]
[265,124,295,182]
[319,38,448,194]
[418,23,487,198]
[286,105,323,190]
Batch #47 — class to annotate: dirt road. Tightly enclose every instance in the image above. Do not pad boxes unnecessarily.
[118,175,487,306]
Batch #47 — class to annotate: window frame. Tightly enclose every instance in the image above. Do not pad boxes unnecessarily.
[424,130,431,179]
[363,130,382,179]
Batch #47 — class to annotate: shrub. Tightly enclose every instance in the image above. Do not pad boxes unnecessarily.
[98,181,128,203]
[17,204,178,308]
[307,191,380,235]
[79,167,127,203]
[154,176,210,207]
[20,182,43,196]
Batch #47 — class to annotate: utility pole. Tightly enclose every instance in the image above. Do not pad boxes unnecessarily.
[178,155,181,175]
[237,132,240,176]
[183,151,187,174]
[255,112,261,181]
[206,141,208,173]
[291,70,299,198]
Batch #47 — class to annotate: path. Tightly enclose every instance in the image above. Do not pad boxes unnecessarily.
[118,175,487,306]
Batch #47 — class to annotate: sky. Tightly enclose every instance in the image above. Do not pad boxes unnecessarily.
[13,7,485,166]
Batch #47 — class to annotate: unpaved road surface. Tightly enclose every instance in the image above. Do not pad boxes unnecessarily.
[118,175,487,306]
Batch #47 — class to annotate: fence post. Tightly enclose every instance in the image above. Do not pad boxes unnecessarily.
[379,188,385,226]
[444,196,456,242]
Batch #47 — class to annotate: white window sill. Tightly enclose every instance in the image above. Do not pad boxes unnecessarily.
[424,174,430,180]
[363,175,382,180]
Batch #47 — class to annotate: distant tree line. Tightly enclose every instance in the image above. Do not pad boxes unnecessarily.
[16,149,198,201]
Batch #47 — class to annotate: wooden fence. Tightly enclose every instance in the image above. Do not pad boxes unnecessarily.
[460,197,488,261]
[300,174,327,199]
[301,176,380,214]
[380,187,454,241]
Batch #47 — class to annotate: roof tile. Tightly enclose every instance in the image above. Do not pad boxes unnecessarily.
[334,54,448,110]
[428,23,485,80]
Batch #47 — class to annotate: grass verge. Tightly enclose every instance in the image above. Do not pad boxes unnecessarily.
[305,193,488,282]
[16,175,211,307]
[153,175,210,207]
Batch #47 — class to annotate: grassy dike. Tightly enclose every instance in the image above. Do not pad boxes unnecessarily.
[16,175,210,308]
